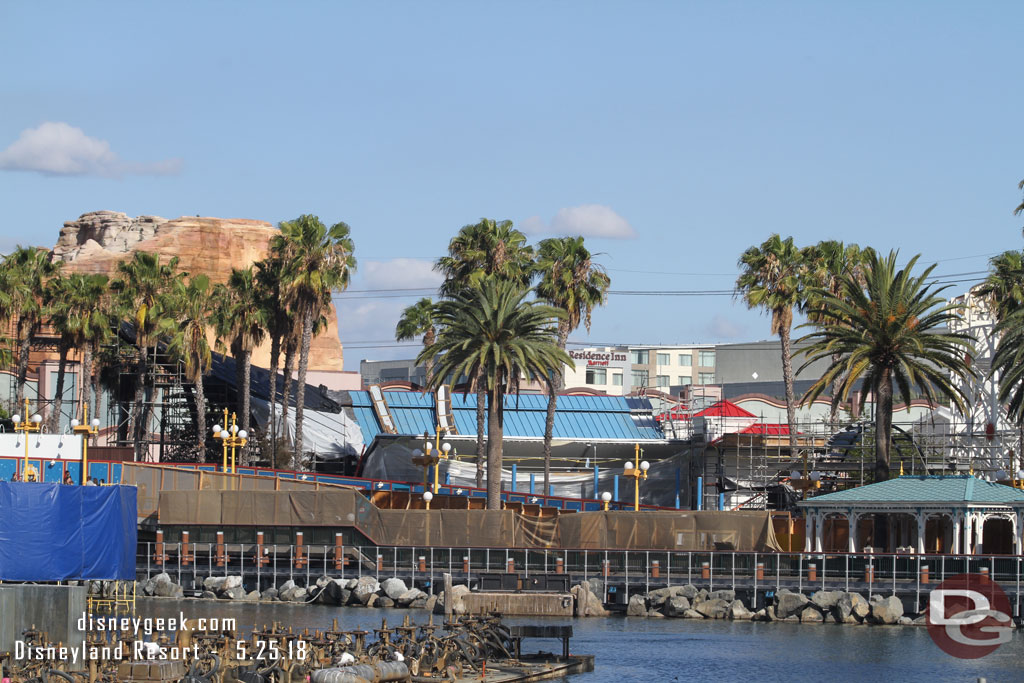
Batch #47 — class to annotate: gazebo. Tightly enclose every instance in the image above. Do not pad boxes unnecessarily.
[798,475,1024,555]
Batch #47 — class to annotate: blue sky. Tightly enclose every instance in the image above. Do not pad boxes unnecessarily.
[2,1,1023,368]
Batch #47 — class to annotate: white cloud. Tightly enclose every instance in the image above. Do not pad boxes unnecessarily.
[521,204,636,239]
[0,122,182,177]
[361,258,443,290]
[706,315,745,340]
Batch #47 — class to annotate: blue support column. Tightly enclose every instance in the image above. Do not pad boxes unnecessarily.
[529,473,535,495]
[511,464,517,492]
[593,465,600,499]
[696,476,703,511]
[445,471,451,485]
[719,492,725,511]
[613,475,620,503]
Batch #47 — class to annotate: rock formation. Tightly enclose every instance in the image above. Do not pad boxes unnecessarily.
[51,211,345,372]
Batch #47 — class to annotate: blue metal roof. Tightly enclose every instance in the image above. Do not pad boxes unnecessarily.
[800,475,1024,506]
[348,391,664,443]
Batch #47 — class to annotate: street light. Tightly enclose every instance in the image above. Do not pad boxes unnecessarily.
[623,443,649,511]
[13,398,42,481]
[423,490,433,510]
[600,491,612,511]
[213,408,247,475]
[70,403,101,485]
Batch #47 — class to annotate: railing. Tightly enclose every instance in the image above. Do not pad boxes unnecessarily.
[137,543,1024,618]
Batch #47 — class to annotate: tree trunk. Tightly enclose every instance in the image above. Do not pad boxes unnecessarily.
[475,367,486,489]
[423,327,435,387]
[268,332,281,463]
[874,367,893,482]
[15,319,31,408]
[486,383,504,510]
[240,349,252,464]
[542,320,569,496]
[779,318,798,449]
[281,341,296,467]
[293,309,314,469]
[80,347,92,426]
[194,366,207,461]
[49,341,69,432]
[133,342,147,461]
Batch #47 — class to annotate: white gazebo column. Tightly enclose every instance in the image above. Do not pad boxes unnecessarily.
[1011,516,1019,555]
[848,512,859,553]
[952,513,962,555]
[975,513,985,555]
[804,512,814,552]
[814,514,825,553]
[916,513,926,554]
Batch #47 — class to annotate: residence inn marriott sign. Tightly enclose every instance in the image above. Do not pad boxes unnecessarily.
[566,348,633,394]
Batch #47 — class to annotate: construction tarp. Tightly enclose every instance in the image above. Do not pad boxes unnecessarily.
[556,510,782,551]
[0,482,136,580]
[158,490,778,551]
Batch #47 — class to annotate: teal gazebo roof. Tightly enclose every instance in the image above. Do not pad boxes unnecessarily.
[799,476,1024,507]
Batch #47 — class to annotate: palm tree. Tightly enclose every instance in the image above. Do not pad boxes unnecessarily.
[77,274,116,436]
[735,235,806,447]
[535,236,610,493]
[975,250,1024,323]
[111,252,182,460]
[434,218,536,488]
[395,298,437,386]
[213,267,267,446]
[271,215,355,467]
[798,251,974,481]
[801,241,869,425]
[160,274,216,459]
[255,255,292,463]
[418,279,569,509]
[4,247,61,408]
[1015,178,1024,226]
[44,273,111,431]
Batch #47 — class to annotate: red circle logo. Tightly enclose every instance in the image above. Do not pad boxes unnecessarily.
[926,573,1013,659]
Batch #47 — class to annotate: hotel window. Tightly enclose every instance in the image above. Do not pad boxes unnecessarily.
[699,351,716,367]
[612,373,623,386]
[586,367,607,385]
[632,369,649,386]
[656,353,671,366]
[678,354,692,367]
[656,375,670,388]
[678,375,692,386]
[631,350,649,365]
[698,372,715,385]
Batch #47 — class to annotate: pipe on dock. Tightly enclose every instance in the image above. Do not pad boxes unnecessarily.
[312,662,411,682]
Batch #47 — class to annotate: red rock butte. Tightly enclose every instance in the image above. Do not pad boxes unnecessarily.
[50,211,345,372]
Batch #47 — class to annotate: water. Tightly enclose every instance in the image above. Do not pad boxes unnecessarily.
[140,599,1024,683]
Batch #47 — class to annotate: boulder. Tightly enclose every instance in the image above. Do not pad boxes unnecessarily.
[324,579,348,605]
[222,576,243,591]
[571,583,609,617]
[200,591,216,600]
[279,580,296,593]
[646,609,666,618]
[154,581,181,598]
[345,578,359,590]
[378,597,395,608]
[223,586,247,600]
[647,586,683,607]
[424,595,438,613]
[869,595,904,625]
[409,597,428,609]
[204,576,226,592]
[139,579,156,596]
[262,588,279,601]
[682,609,704,619]
[663,596,691,618]
[353,577,380,605]
[811,591,843,611]
[626,595,648,617]
[728,599,753,620]
[152,572,172,586]
[365,594,379,608]
[679,584,699,600]
[381,578,409,601]
[397,589,426,607]
[775,592,810,619]
[244,591,260,602]
[800,606,823,623]
[752,608,767,622]
[695,598,730,619]
[708,589,735,603]
[898,616,912,626]
[851,594,870,620]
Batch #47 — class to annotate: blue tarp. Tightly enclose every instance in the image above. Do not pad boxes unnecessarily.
[0,483,136,581]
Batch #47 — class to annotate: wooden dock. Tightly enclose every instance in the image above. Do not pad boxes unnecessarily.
[463,591,575,617]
